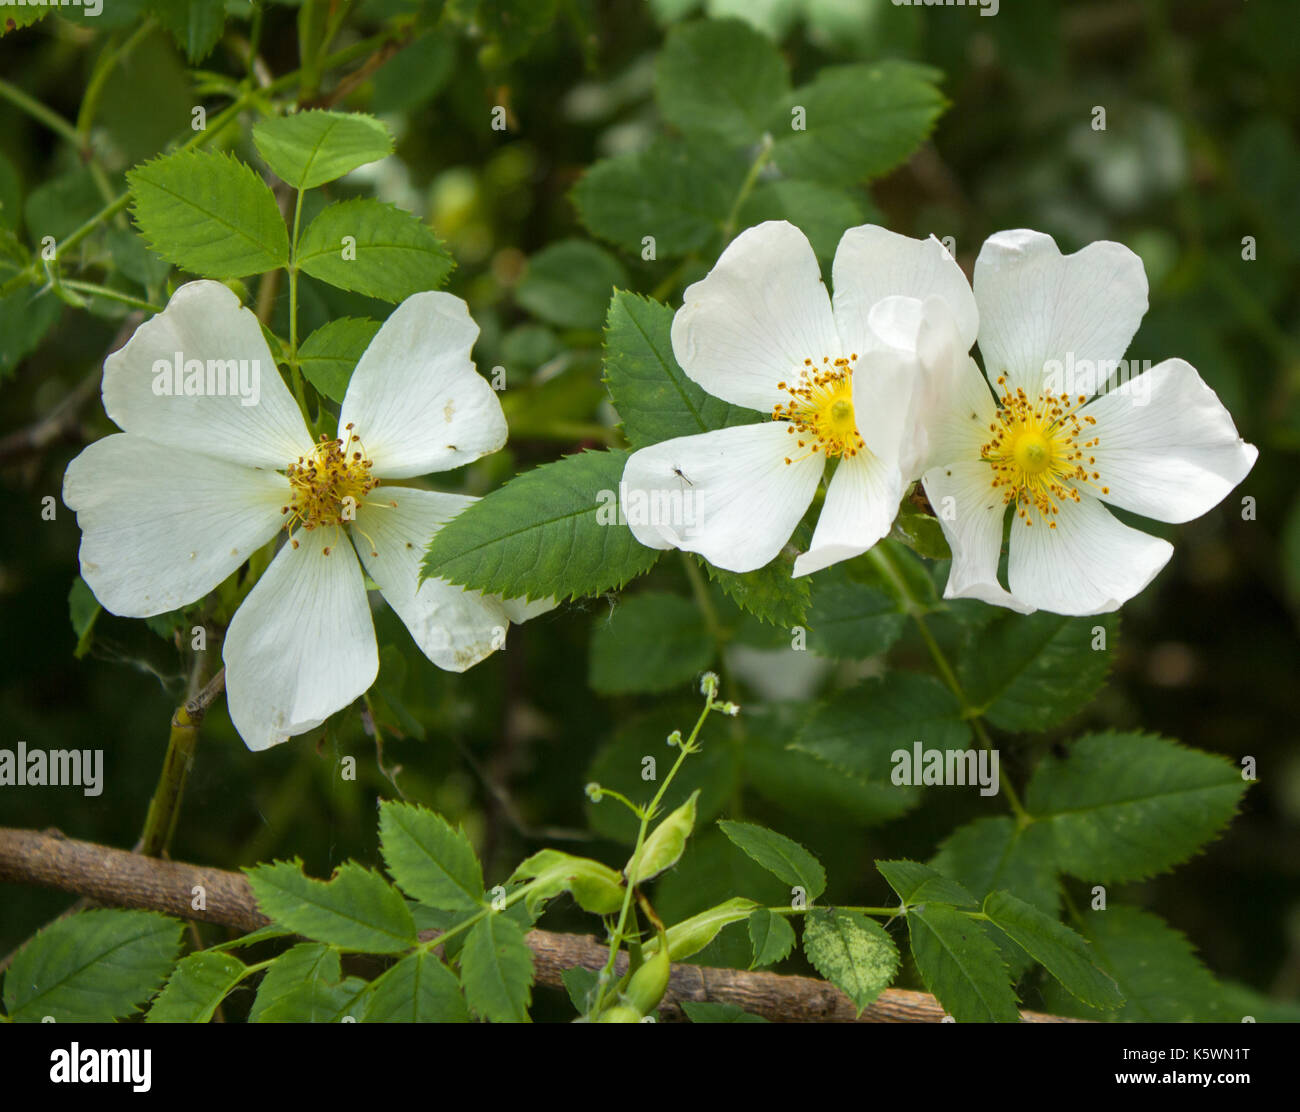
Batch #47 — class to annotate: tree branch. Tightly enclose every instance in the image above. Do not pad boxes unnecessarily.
[0,827,1081,1023]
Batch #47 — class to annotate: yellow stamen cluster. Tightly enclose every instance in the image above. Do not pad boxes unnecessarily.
[772,355,864,465]
[283,424,379,550]
[983,375,1108,529]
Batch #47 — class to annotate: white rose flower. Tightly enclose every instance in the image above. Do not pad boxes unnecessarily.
[620,220,977,576]
[913,229,1258,615]
[63,280,550,750]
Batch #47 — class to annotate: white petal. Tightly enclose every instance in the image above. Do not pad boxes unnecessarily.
[62,434,289,618]
[501,594,559,624]
[854,294,974,480]
[670,221,841,411]
[620,422,824,573]
[1007,494,1173,616]
[793,451,903,577]
[974,229,1148,400]
[915,350,999,474]
[1081,358,1258,523]
[339,292,506,479]
[921,460,1033,613]
[223,527,378,751]
[102,280,312,468]
[353,487,513,672]
[831,225,978,354]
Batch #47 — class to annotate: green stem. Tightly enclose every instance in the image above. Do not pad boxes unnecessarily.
[76,19,158,144]
[286,187,310,421]
[720,134,774,245]
[61,280,163,314]
[681,553,725,647]
[0,77,82,149]
[138,653,209,858]
[54,193,131,264]
[867,545,1031,824]
[588,692,719,1018]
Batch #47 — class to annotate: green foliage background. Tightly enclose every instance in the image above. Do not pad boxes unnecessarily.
[0,0,1297,1020]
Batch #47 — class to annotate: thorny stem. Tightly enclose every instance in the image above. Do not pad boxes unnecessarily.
[137,660,225,858]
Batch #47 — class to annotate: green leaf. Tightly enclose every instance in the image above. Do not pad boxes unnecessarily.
[297,317,381,403]
[804,565,905,658]
[25,168,102,242]
[958,612,1117,731]
[717,819,826,901]
[68,576,100,660]
[602,290,760,449]
[516,240,627,330]
[792,672,968,793]
[929,815,1060,979]
[245,860,418,953]
[681,1000,769,1023]
[1025,731,1248,883]
[478,0,558,61]
[747,908,796,968]
[460,914,534,1023]
[378,801,484,912]
[703,552,810,627]
[253,110,393,190]
[0,287,61,380]
[562,966,600,1014]
[876,860,976,909]
[362,950,469,1022]
[655,18,790,145]
[0,6,47,33]
[890,503,952,560]
[770,61,947,186]
[421,449,661,602]
[151,0,226,62]
[127,150,290,279]
[105,226,173,288]
[296,199,454,302]
[573,137,746,258]
[746,723,918,827]
[3,909,182,1022]
[147,951,247,1023]
[248,943,348,1023]
[738,179,869,260]
[982,890,1123,1011]
[930,816,1059,915]
[1051,907,1229,1022]
[907,903,1020,1022]
[803,908,899,1015]
[589,592,714,694]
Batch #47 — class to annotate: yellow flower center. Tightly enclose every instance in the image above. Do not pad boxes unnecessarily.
[983,375,1109,528]
[772,354,865,465]
[282,424,380,551]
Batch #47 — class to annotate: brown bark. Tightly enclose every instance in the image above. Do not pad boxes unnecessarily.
[0,827,1080,1023]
